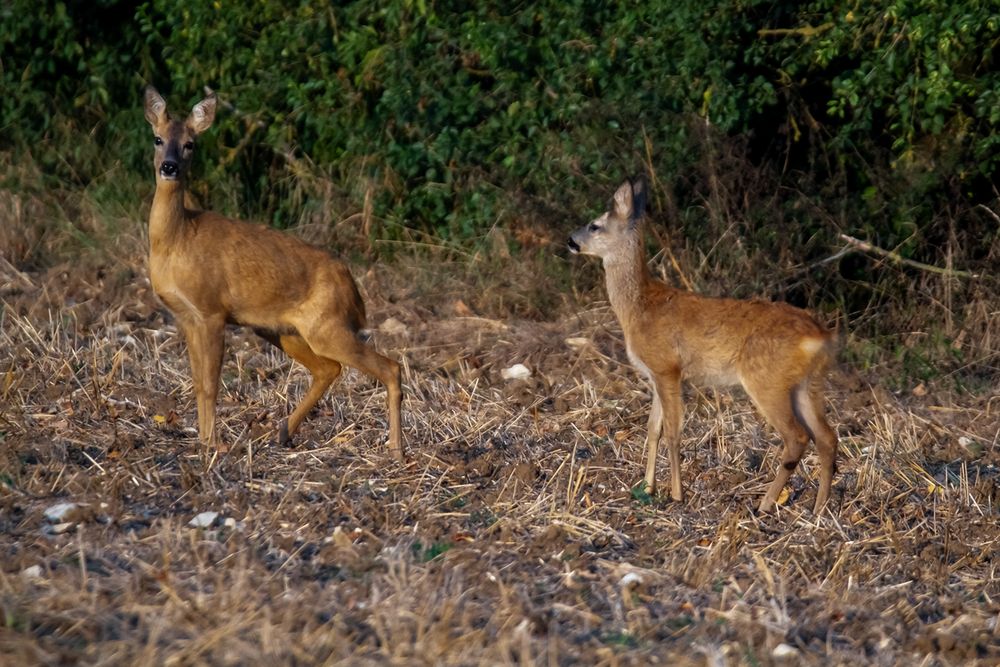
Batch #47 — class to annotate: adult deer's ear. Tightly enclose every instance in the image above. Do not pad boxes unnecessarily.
[188,92,217,135]
[144,86,167,127]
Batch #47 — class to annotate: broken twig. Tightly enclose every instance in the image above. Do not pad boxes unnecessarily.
[839,234,980,279]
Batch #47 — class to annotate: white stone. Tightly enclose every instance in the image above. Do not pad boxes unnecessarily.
[772,643,799,659]
[189,511,220,528]
[500,363,532,381]
[619,572,643,588]
[44,502,78,522]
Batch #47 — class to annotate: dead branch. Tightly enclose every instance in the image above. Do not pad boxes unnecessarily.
[839,233,980,279]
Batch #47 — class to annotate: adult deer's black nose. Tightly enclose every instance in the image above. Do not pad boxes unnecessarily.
[160,161,179,179]
[567,237,580,254]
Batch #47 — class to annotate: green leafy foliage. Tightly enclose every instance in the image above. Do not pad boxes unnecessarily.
[4,0,998,241]
[630,483,654,506]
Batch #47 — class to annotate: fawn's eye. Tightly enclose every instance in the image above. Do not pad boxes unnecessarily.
[589,222,601,232]
[183,141,194,151]
[154,136,163,146]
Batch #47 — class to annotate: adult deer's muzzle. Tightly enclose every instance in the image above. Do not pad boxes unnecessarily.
[160,160,179,180]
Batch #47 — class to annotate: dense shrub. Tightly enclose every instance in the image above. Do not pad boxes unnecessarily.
[2,1,997,243]
[2,2,998,372]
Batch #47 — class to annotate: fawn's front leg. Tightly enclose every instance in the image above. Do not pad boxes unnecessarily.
[643,395,663,495]
[655,370,684,501]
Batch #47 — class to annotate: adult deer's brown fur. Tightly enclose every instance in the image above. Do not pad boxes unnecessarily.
[143,86,402,458]
[568,177,838,512]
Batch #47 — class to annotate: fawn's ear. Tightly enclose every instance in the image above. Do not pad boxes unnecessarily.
[187,92,217,135]
[144,86,167,127]
[612,179,635,220]
[629,175,647,226]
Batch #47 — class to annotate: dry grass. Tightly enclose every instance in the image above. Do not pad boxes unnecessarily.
[2,229,999,666]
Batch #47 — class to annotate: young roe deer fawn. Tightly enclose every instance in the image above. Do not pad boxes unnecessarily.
[568,177,838,512]
[143,86,403,458]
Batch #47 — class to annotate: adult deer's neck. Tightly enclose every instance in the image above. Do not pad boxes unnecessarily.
[602,233,650,326]
[149,179,187,252]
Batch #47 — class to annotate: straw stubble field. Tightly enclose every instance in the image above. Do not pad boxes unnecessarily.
[1,255,998,666]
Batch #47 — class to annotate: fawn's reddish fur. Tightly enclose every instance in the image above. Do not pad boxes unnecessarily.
[568,177,838,512]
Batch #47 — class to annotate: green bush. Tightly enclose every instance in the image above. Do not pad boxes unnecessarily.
[4,2,995,253]
[2,2,997,309]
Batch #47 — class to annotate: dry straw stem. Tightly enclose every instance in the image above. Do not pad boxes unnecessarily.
[1,241,999,665]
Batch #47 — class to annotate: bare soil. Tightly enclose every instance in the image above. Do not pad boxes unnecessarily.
[1,253,998,666]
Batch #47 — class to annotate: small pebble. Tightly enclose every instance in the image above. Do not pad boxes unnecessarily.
[772,643,799,659]
[44,502,78,522]
[189,511,220,528]
[501,363,532,380]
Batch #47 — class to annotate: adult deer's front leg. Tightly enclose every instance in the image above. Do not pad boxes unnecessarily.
[182,315,226,450]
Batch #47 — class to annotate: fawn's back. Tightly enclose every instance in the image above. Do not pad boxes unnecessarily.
[627,283,833,390]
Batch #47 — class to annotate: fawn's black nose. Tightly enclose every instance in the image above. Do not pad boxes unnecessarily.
[160,161,179,179]
[567,237,580,254]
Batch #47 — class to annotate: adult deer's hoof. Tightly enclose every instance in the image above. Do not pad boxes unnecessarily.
[278,420,291,447]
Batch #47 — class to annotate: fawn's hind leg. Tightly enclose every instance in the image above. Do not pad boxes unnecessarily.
[744,380,810,512]
[792,384,838,512]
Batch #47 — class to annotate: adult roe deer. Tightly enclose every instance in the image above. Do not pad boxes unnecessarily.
[567,177,838,512]
[143,86,403,458]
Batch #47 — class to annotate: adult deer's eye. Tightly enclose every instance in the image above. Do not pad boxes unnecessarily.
[154,136,163,146]
[589,222,601,232]
[183,142,194,151]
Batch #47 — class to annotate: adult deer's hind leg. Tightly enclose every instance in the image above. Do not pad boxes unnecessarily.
[304,324,403,460]
[276,334,343,446]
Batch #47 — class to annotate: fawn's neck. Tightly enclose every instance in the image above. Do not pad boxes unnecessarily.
[602,234,650,326]
[149,179,188,252]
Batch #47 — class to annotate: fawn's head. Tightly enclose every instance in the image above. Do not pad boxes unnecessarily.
[567,177,647,260]
[143,86,217,184]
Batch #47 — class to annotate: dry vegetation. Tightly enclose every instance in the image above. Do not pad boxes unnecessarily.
[2,203,999,666]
